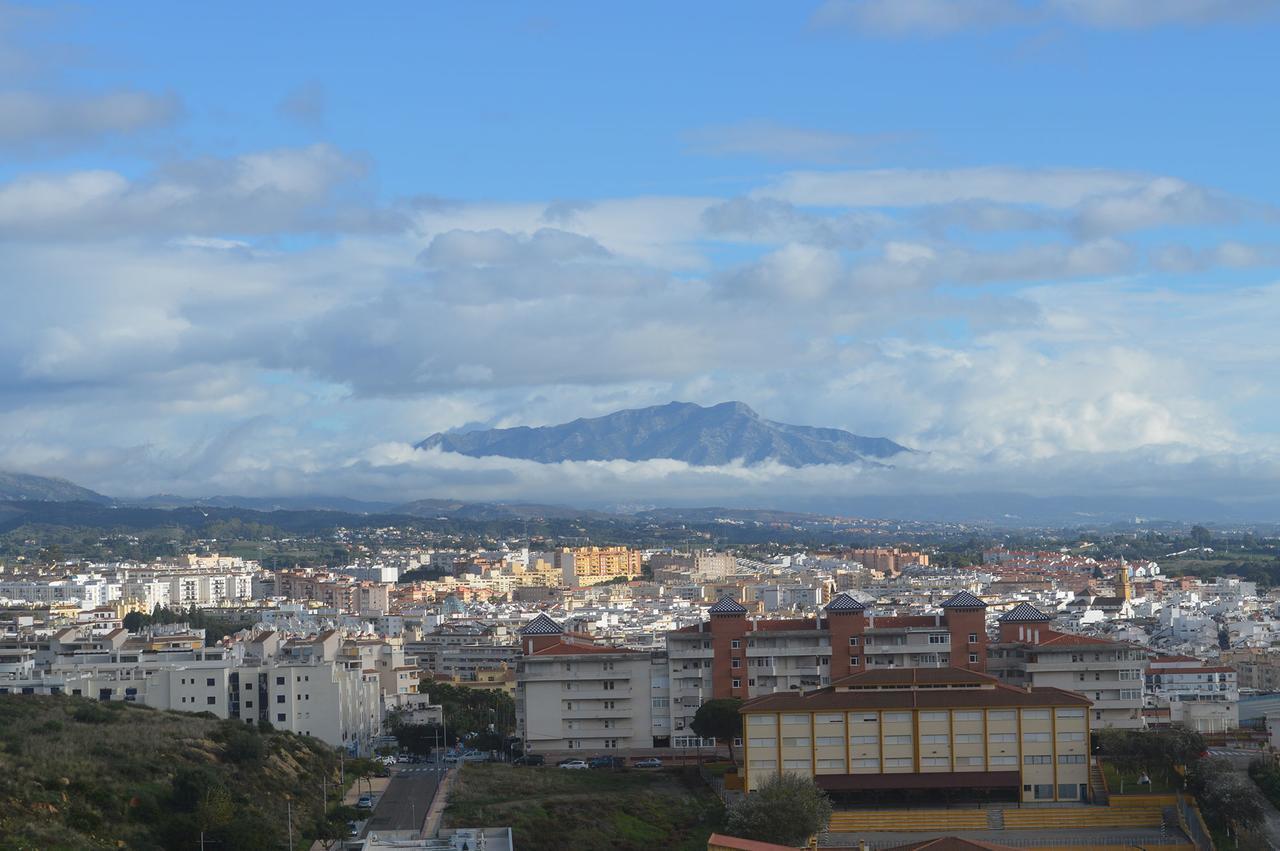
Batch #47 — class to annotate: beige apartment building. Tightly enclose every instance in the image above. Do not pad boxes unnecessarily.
[516,614,669,752]
[554,546,642,587]
[988,603,1146,729]
[740,667,1092,804]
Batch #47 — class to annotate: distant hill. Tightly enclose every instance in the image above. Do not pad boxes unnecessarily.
[392,498,610,521]
[0,471,109,503]
[417,401,910,467]
[123,493,399,513]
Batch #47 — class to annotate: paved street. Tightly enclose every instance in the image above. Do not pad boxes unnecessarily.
[361,766,445,836]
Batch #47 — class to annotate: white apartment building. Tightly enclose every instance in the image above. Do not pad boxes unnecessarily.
[516,614,666,753]
[1146,655,1239,731]
[990,603,1146,730]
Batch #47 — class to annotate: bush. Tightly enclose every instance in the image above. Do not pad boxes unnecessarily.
[725,773,832,846]
[71,703,115,725]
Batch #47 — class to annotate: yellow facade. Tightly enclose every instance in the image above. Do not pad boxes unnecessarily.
[743,703,1090,804]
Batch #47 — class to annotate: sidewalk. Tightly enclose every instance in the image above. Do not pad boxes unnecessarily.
[422,766,458,837]
[342,772,391,805]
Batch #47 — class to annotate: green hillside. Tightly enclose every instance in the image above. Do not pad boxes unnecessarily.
[0,696,350,850]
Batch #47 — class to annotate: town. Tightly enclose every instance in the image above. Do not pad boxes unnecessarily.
[2,523,1277,849]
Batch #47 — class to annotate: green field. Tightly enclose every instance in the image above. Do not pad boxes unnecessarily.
[444,763,725,851]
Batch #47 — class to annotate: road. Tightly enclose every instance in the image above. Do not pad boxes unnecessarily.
[1215,750,1280,850]
[361,766,445,836]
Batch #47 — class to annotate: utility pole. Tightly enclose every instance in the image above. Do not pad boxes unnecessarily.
[286,798,294,851]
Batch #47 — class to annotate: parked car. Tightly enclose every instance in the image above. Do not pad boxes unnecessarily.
[556,757,581,766]
[356,794,374,809]
[634,757,663,769]
[347,821,360,838]
[588,755,625,769]
[513,754,545,766]
[558,759,589,770]
[395,753,413,763]
[459,750,490,763]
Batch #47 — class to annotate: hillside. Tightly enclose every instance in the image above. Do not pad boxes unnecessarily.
[0,695,347,850]
[418,401,910,467]
[0,472,109,504]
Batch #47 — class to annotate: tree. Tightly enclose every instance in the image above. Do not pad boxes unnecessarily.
[1190,525,1213,547]
[725,772,832,846]
[691,698,743,762]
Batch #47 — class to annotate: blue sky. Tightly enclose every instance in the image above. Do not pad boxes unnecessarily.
[3,0,1280,511]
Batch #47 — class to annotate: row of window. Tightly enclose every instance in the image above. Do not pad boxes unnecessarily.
[752,731,1086,748]
[749,754,1050,770]
[753,708,1085,726]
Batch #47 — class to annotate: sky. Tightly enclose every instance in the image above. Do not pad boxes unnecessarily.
[2,0,1280,512]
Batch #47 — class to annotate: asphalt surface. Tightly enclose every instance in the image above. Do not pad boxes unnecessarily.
[362,766,445,836]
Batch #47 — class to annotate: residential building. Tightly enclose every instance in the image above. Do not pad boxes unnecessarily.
[664,592,989,737]
[515,614,666,752]
[555,547,642,587]
[989,603,1146,730]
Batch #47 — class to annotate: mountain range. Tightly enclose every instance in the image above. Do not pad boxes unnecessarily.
[416,401,910,467]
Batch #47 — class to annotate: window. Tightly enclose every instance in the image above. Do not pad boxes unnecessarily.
[884,735,912,745]
[782,737,810,747]
[969,654,978,664]
[883,712,910,722]
[244,683,253,691]
[1034,784,1054,800]
[1024,754,1052,764]
[603,681,616,690]
[731,658,741,669]
[207,696,216,705]
[885,758,914,767]
[990,755,1017,765]
[929,633,949,644]
[1059,754,1086,764]
[816,736,842,746]
[245,701,253,708]
[857,714,878,723]
[749,737,776,748]
[782,714,808,724]
[748,714,774,727]
[849,636,860,646]
[1056,708,1084,718]
[817,713,842,724]
[783,760,811,769]
[277,713,286,722]
[276,677,285,685]
[922,734,949,744]
[957,755,985,765]
[749,759,776,769]
[732,679,741,689]
[969,633,978,644]
[817,758,845,769]
[920,711,947,721]
[276,695,285,704]
[1057,732,1084,742]
[954,733,982,743]
[954,711,981,721]
[852,758,880,768]
[850,735,878,744]
[1023,732,1050,742]
[988,710,1015,721]
[989,733,1016,742]
[922,757,948,767]
[731,639,740,649]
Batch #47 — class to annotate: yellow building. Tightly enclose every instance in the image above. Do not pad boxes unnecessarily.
[740,667,1092,804]
[555,546,642,587]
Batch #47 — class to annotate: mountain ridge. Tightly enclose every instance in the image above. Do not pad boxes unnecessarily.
[417,401,910,467]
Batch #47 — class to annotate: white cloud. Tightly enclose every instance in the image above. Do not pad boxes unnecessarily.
[0,89,180,150]
[760,167,1148,208]
[0,144,388,239]
[812,0,1279,36]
